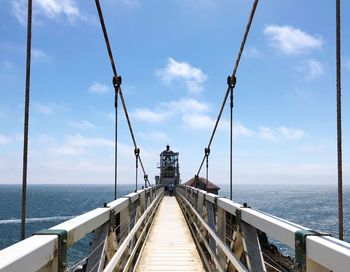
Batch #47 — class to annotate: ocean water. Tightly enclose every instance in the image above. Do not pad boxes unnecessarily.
[0,184,349,266]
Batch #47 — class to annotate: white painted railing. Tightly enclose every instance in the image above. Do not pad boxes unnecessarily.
[0,185,164,272]
[1,184,349,272]
[176,185,350,272]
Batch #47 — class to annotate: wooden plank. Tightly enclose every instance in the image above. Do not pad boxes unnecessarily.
[135,196,204,272]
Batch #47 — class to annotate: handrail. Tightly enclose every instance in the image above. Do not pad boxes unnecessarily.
[177,185,350,272]
[177,192,247,272]
[0,185,164,272]
[104,191,163,271]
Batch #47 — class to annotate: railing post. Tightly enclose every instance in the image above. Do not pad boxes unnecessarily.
[206,199,216,251]
[85,222,109,272]
[129,198,138,255]
[119,203,130,245]
[216,206,227,269]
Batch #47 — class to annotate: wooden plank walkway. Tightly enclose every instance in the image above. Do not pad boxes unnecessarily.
[135,196,204,271]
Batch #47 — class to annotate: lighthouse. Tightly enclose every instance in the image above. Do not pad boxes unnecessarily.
[156,145,180,191]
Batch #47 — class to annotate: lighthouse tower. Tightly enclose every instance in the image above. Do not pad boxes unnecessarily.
[156,145,180,190]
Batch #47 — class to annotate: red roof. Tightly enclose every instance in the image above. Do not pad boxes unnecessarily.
[184,176,220,190]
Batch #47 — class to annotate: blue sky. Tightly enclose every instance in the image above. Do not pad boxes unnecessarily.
[0,0,350,185]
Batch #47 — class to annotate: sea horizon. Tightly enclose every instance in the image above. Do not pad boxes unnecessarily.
[1,183,349,186]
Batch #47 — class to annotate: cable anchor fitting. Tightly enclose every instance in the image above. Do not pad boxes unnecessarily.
[113,76,122,91]
[113,76,122,108]
[227,75,237,89]
[204,147,210,157]
[134,147,140,157]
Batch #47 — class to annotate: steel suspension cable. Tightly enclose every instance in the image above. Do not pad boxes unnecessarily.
[196,0,259,193]
[95,0,148,188]
[205,148,210,181]
[21,0,33,241]
[114,83,118,200]
[135,148,140,191]
[336,0,343,241]
[229,85,234,200]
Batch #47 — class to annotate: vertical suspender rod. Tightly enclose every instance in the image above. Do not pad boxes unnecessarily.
[21,0,33,240]
[336,0,343,241]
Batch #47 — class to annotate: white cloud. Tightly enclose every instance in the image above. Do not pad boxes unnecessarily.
[52,134,114,156]
[244,46,263,59]
[0,132,153,184]
[32,101,67,115]
[155,58,207,94]
[0,43,48,63]
[264,25,323,54]
[89,81,110,94]
[132,98,253,139]
[69,120,95,129]
[259,126,305,141]
[182,113,213,130]
[182,113,254,138]
[259,126,277,141]
[132,108,169,124]
[32,48,48,61]
[306,59,323,78]
[132,98,209,126]
[139,130,169,141]
[278,126,305,140]
[132,98,210,126]
[0,134,11,145]
[12,0,80,25]
[296,59,324,79]
[299,143,328,153]
[66,134,114,148]
[166,98,209,113]
[33,101,54,115]
[234,122,254,137]
[11,0,27,25]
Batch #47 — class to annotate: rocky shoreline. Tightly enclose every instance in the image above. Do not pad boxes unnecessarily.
[259,231,295,272]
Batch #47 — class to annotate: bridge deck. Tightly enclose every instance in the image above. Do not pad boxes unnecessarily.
[135,196,204,271]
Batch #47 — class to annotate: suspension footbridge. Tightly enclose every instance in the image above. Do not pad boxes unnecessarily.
[0,0,349,271]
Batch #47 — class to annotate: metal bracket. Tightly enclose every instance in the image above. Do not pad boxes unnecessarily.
[110,209,117,230]
[102,202,117,231]
[295,229,331,272]
[35,229,68,272]
[227,75,237,89]
[127,196,133,213]
[235,209,241,229]
[113,75,122,89]
[235,203,250,230]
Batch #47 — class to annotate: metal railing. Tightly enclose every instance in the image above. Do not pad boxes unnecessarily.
[176,185,350,272]
[0,185,164,272]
